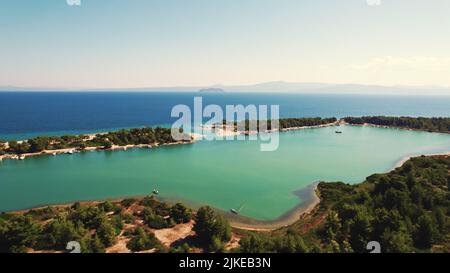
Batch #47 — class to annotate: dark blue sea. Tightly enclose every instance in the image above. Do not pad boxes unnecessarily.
[1,92,449,140]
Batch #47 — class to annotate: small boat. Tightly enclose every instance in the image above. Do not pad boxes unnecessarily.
[66,150,74,154]
[230,209,239,215]
[152,189,159,195]
[231,201,247,215]
[19,155,26,160]
[52,152,57,156]
[335,131,343,134]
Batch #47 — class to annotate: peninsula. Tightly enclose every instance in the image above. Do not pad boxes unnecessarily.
[1,116,449,161]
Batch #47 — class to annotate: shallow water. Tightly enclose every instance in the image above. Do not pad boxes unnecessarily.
[0,125,449,220]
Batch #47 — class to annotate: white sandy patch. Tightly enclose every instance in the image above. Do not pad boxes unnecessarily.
[190,133,204,140]
[153,221,194,247]
[215,129,240,137]
[106,236,131,253]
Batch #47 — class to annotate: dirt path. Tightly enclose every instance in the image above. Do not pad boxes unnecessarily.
[153,221,195,247]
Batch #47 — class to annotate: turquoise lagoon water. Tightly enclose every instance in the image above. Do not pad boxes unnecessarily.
[1,125,449,220]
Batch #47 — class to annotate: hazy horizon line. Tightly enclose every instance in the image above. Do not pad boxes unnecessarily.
[2,81,450,92]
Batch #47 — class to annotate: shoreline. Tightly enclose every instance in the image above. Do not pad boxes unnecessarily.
[2,121,449,230]
[4,154,450,230]
[201,120,341,139]
[4,181,322,231]
[230,152,450,230]
[227,182,321,231]
[0,139,195,161]
[345,121,450,135]
[279,120,342,132]
[391,151,450,171]
[4,118,447,162]
[0,121,340,161]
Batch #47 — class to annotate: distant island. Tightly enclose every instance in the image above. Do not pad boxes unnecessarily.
[198,88,225,93]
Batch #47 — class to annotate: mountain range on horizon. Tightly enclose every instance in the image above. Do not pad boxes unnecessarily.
[1,81,450,95]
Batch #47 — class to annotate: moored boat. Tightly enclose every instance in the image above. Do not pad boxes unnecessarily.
[230,208,239,214]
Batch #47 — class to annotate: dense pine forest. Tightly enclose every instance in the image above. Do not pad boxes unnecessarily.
[344,116,450,133]
[1,127,187,155]
[226,117,337,131]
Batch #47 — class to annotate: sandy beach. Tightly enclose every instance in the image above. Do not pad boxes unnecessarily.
[0,138,195,161]
[225,182,321,231]
[392,151,450,170]
[199,120,341,139]
[279,120,342,132]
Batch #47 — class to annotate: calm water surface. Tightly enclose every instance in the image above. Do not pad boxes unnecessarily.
[1,92,449,140]
[1,125,449,220]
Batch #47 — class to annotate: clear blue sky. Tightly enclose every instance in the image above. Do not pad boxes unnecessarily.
[1,0,450,88]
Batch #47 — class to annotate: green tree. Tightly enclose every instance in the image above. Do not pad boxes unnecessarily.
[415,214,437,249]
[432,208,446,235]
[120,198,136,208]
[275,234,309,253]
[141,207,172,229]
[42,216,87,250]
[126,227,161,252]
[89,234,106,253]
[348,210,372,252]
[323,211,341,242]
[193,206,231,250]
[102,140,112,149]
[380,229,412,252]
[239,234,273,253]
[96,220,116,247]
[170,242,191,253]
[340,240,354,253]
[111,215,124,235]
[7,140,30,154]
[97,201,117,213]
[68,206,106,230]
[27,137,49,153]
[170,203,192,224]
[0,215,41,253]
